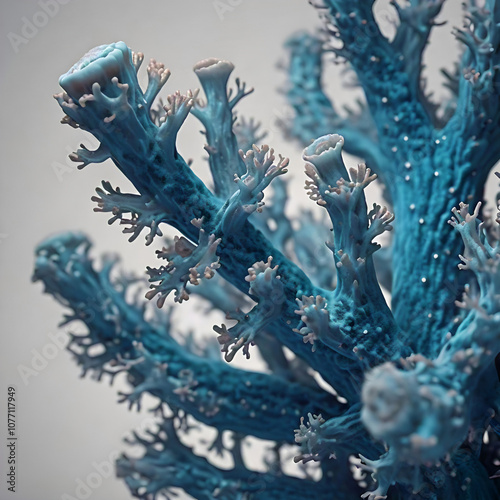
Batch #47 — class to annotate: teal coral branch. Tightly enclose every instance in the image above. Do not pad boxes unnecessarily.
[53,41,378,395]
[32,232,345,443]
[35,3,500,498]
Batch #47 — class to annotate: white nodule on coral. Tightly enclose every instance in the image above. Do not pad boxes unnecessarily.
[303,134,345,173]
[131,51,144,72]
[361,363,419,442]
[60,41,132,99]
[193,58,235,81]
[147,59,171,85]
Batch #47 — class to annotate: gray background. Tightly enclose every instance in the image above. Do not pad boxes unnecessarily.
[0,1,497,499]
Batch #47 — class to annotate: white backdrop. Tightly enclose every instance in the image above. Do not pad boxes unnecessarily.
[0,1,497,499]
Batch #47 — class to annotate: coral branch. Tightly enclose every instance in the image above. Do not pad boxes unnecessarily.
[314,0,435,140]
[146,221,221,306]
[92,181,172,245]
[282,32,386,179]
[191,58,247,198]
[390,0,446,120]
[32,232,346,442]
[38,7,500,497]
[301,134,404,365]
[215,257,285,361]
[444,0,500,178]
[358,201,500,498]
[213,145,289,235]
[54,41,363,392]
[234,116,267,153]
[69,142,111,169]
[117,418,339,500]
[294,404,379,464]
[144,58,171,112]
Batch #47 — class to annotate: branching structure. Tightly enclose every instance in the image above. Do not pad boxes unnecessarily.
[33,1,500,498]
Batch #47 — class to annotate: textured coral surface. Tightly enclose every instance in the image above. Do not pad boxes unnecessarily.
[33,1,500,498]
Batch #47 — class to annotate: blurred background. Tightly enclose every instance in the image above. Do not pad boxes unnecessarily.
[0,1,498,499]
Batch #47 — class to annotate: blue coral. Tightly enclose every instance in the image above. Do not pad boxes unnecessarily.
[33,1,500,498]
